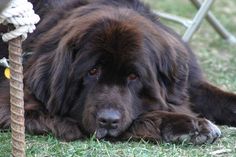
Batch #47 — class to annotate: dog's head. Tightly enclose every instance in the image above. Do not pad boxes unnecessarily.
[24,4,189,139]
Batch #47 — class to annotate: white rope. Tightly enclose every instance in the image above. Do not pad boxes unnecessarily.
[0,0,40,42]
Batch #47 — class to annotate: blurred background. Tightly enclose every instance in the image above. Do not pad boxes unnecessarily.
[144,0,236,92]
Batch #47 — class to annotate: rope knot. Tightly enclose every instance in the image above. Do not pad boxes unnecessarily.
[0,0,40,42]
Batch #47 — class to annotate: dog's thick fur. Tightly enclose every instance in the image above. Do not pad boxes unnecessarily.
[0,0,236,144]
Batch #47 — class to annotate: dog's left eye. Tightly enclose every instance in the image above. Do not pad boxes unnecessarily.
[127,73,138,81]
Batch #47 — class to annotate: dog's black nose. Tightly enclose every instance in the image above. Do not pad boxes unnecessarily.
[97,109,121,129]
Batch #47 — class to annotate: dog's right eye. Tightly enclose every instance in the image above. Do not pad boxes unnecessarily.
[88,68,100,76]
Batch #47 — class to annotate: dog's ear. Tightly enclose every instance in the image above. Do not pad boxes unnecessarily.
[148,32,189,105]
[24,38,76,115]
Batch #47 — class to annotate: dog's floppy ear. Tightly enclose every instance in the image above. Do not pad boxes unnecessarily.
[148,31,189,105]
[24,37,75,115]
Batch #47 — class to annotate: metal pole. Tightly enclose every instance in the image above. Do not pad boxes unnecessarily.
[190,0,236,43]
[155,11,193,28]
[183,0,214,42]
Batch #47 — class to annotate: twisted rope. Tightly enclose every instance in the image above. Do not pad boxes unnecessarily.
[0,0,40,156]
[9,36,25,157]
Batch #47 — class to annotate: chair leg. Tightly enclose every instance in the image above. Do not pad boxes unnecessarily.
[190,0,236,43]
[182,0,215,42]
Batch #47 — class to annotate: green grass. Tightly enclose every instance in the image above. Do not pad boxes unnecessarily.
[1,0,236,156]
[1,127,236,157]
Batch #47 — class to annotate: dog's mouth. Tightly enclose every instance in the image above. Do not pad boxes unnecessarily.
[95,127,121,139]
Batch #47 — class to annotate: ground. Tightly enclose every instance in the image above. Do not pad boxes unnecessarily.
[1,0,236,156]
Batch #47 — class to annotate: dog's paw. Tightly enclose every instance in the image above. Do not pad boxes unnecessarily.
[54,119,84,141]
[162,117,221,145]
[57,124,83,141]
[190,119,221,144]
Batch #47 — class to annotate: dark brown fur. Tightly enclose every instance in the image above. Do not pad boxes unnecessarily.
[0,0,236,144]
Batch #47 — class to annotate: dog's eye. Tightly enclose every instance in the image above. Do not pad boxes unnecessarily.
[128,73,138,81]
[88,68,99,76]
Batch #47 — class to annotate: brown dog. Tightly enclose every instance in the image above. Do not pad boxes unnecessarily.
[0,0,235,144]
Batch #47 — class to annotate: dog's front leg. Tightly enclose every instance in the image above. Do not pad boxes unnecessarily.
[25,113,85,141]
[120,111,221,144]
